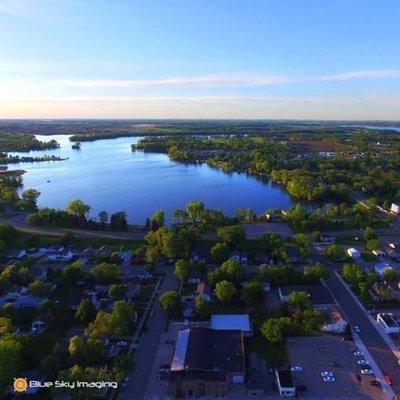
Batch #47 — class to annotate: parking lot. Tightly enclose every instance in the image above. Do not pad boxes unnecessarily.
[286,336,383,399]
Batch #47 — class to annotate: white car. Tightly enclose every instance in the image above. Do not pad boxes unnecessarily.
[361,369,374,375]
[353,350,363,357]
[290,365,303,373]
[117,340,128,347]
[354,326,361,333]
[323,376,336,382]
[357,359,368,365]
[321,371,334,377]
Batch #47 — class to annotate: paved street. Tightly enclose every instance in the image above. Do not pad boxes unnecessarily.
[119,266,178,400]
[314,250,400,398]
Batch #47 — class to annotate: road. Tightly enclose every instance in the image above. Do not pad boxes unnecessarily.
[0,213,218,241]
[119,266,178,400]
[314,250,400,397]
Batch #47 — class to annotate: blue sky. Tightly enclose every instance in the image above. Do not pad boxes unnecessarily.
[0,0,399,119]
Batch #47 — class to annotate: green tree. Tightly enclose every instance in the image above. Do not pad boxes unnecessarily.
[0,317,12,336]
[363,226,377,241]
[260,317,293,344]
[215,280,236,302]
[91,263,121,283]
[288,291,313,310]
[195,295,211,318]
[0,336,22,394]
[110,211,128,230]
[366,239,380,252]
[159,291,182,317]
[217,225,246,248]
[242,281,265,304]
[75,299,97,325]
[324,244,343,261]
[294,233,312,257]
[150,210,165,230]
[66,199,91,219]
[62,261,84,285]
[28,280,52,297]
[108,284,126,298]
[174,259,192,283]
[210,242,230,264]
[98,211,109,226]
[342,263,365,285]
[68,335,86,363]
[186,201,205,224]
[304,262,330,282]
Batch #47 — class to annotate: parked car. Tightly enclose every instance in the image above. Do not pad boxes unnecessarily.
[361,369,374,375]
[323,376,335,382]
[370,380,381,387]
[357,359,369,365]
[290,365,303,373]
[353,350,363,357]
[117,340,128,347]
[353,325,361,333]
[321,371,334,377]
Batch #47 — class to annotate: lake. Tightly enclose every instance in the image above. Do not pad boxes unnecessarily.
[10,135,293,223]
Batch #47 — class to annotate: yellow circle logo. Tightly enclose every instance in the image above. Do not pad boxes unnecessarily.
[14,378,28,393]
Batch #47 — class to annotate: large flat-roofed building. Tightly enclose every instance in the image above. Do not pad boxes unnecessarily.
[167,327,246,398]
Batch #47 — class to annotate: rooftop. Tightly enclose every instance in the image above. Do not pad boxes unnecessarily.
[171,327,245,373]
[210,314,251,333]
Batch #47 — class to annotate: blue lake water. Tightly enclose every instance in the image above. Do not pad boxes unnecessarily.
[10,135,293,223]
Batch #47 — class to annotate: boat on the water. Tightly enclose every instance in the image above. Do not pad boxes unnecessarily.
[71,142,81,150]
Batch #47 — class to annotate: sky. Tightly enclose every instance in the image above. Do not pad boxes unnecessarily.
[0,0,399,120]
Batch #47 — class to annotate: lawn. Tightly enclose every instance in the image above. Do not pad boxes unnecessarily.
[246,336,288,365]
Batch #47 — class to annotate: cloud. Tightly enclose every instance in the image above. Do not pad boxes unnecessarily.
[0,0,26,16]
[312,70,400,82]
[39,69,400,89]
[58,74,293,89]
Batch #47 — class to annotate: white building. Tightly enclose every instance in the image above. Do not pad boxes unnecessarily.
[347,247,361,259]
[377,313,400,334]
[391,203,400,215]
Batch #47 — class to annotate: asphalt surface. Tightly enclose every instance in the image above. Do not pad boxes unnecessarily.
[119,266,178,400]
[314,250,400,398]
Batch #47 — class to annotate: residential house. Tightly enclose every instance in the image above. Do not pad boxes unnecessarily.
[167,328,246,398]
[320,305,348,334]
[377,313,400,334]
[31,319,46,335]
[369,281,400,302]
[347,247,361,259]
[0,292,45,309]
[390,203,400,215]
[382,243,399,261]
[278,285,335,308]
